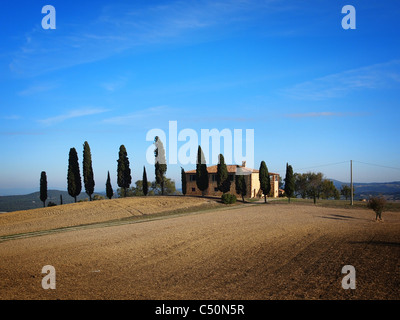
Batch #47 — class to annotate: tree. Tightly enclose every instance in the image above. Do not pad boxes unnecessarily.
[150,178,177,195]
[196,145,209,196]
[306,172,324,204]
[143,166,149,196]
[294,173,308,199]
[181,167,187,196]
[235,174,247,202]
[340,185,355,200]
[333,188,340,200]
[117,145,132,197]
[106,171,113,199]
[367,196,386,221]
[40,171,47,207]
[216,154,231,194]
[284,163,295,203]
[128,180,153,196]
[154,136,167,195]
[320,180,339,200]
[82,141,95,201]
[67,147,82,202]
[259,161,270,203]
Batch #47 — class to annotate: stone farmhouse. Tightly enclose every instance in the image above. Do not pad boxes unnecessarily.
[185,161,280,199]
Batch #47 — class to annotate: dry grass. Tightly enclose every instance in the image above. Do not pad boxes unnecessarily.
[0,196,219,237]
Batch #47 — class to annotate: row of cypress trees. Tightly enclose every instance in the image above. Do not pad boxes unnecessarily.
[40,137,168,206]
[40,141,112,206]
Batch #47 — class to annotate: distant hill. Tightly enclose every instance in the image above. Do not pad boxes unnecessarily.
[330,180,400,200]
[0,190,106,213]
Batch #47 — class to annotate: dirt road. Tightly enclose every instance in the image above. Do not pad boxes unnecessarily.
[0,201,399,300]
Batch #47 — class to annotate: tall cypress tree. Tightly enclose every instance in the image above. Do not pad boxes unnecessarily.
[284,163,295,203]
[181,167,187,196]
[83,141,95,201]
[235,174,247,202]
[216,154,230,193]
[196,145,209,196]
[40,171,47,207]
[117,145,132,197]
[143,166,149,196]
[154,136,167,195]
[106,171,113,199]
[67,147,82,202]
[259,161,270,203]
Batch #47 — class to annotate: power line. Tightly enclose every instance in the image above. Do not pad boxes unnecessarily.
[293,161,349,172]
[353,160,400,171]
[274,160,400,175]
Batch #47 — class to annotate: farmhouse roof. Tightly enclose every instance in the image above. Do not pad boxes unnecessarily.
[185,165,280,176]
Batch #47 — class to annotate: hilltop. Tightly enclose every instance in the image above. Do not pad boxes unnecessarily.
[0,196,219,237]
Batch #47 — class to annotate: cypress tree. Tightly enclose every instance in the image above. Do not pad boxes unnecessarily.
[181,167,187,196]
[143,166,149,196]
[83,141,95,201]
[235,174,247,202]
[67,147,82,202]
[284,163,295,203]
[154,136,167,195]
[106,171,113,199]
[40,171,47,207]
[196,145,209,196]
[259,161,270,203]
[117,145,132,197]
[216,154,231,194]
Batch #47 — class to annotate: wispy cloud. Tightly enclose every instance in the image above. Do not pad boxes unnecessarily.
[1,115,21,120]
[103,106,170,125]
[285,112,367,118]
[284,60,400,100]
[9,0,294,77]
[18,83,57,96]
[100,77,128,92]
[39,108,109,126]
[0,131,44,136]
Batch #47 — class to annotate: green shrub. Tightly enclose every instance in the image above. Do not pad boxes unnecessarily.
[221,193,237,204]
[47,201,57,207]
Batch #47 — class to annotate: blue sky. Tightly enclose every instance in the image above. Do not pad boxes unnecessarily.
[1,0,400,195]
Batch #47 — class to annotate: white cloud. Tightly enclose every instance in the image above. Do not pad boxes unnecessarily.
[284,60,400,100]
[18,83,57,96]
[284,112,366,118]
[103,106,170,125]
[1,115,21,120]
[100,77,128,92]
[9,0,293,77]
[39,108,109,126]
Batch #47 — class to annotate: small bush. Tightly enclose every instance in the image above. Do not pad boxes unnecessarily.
[367,196,386,220]
[93,194,105,201]
[221,193,237,204]
[47,201,57,207]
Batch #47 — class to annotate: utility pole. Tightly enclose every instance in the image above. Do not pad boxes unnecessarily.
[350,160,353,206]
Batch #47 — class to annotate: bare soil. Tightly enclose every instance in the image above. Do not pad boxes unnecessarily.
[0,198,399,300]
